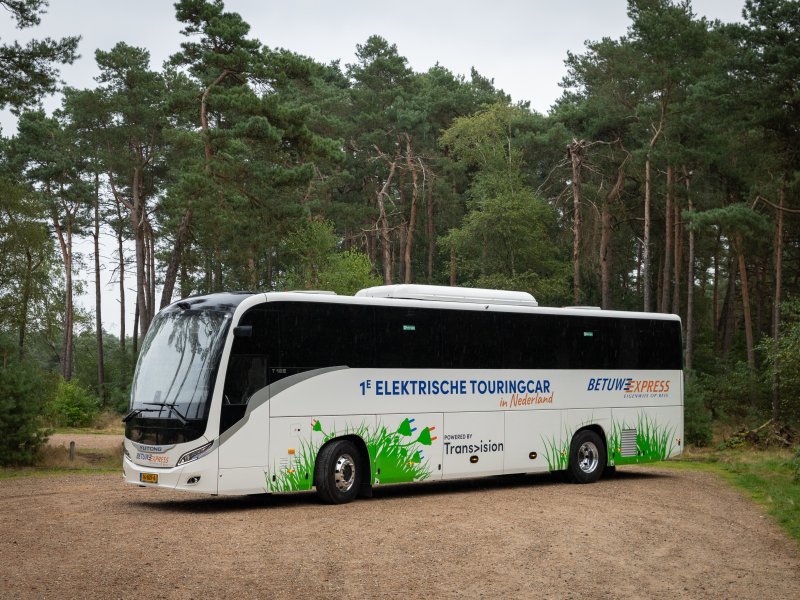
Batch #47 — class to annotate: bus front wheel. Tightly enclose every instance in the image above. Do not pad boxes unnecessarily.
[567,430,607,484]
[314,439,362,504]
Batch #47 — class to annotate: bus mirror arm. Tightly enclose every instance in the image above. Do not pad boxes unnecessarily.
[233,326,253,338]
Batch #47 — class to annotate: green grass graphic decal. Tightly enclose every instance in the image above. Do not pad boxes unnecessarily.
[609,414,676,466]
[541,433,569,471]
[266,417,436,492]
[367,418,435,484]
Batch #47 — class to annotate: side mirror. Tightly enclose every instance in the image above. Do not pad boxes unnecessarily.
[233,325,253,338]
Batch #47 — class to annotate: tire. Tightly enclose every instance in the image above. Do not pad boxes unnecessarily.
[567,429,607,484]
[314,439,362,504]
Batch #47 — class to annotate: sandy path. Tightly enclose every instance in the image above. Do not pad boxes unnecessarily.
[1,467,798,599]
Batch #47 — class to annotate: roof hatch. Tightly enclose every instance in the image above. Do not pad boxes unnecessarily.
[355,284,538,307]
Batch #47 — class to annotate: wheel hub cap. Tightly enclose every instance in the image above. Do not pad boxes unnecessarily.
[578,441,599,474]
[334,453,356,492]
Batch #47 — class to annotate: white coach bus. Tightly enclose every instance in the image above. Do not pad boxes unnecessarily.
[123,284,683,504]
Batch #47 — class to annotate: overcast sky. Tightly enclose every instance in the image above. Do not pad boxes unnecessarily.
[2,0,746,129]
[1,0,746,331]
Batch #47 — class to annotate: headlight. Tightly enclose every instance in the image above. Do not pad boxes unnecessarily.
[176,441,214,466]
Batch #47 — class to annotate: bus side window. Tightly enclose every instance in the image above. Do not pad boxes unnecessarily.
[373,307,439,368]
[221,307,270,434]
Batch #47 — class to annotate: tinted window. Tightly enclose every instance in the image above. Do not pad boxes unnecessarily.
[635,319,682,370]
[372,307,435,368]
[221,306,273,433]
[272,302,375,372]
[495,313,564,369]
[263,301,682,373]
[435,309,503,369]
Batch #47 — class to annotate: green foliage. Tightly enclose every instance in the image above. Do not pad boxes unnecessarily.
[72,330,133,412]
[281,220,380,294]
[684,378,713,447]
[760,298,800,423]
[47,378,101,428]
[792,447,800,482]
[698,361,770,422]
[0,0,79,110]
[0,345,53,465]
[317,251,382,296]
[440,103,570,304]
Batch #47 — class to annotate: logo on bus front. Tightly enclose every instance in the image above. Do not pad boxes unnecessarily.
[131,442,174,454]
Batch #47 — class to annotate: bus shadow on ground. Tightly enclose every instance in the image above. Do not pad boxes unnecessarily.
[134,467,672,514]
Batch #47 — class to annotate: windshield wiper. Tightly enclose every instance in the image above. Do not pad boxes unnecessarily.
[142,402,189,424]
[122,407,161,423]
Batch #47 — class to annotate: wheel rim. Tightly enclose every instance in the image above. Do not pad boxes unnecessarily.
[577,441,600,474]
[334,453,356,492]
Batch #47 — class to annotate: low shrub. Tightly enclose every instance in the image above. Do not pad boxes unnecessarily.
[48,379,101,428]
[684,377,712,447]
[0,353,52,465]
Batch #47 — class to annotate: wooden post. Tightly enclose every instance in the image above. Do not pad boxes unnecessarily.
[69,441,76,462]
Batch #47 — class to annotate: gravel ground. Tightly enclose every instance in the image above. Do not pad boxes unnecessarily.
[1,466,799,599]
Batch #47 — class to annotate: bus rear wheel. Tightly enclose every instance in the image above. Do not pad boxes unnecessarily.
[567,430,606,484]
[315,439,362,504]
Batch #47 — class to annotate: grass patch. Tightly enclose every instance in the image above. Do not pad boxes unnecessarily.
[653,447,800,544]
[0,444,122,479]
[51,410,124,435]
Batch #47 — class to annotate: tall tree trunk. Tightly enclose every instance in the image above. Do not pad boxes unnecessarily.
[684,171,695,372]
[672,199,683,315]
[569,140,583,305]
[213,239,222,291]
[600,201,612,309]
[772,184,784,420]
[375,158,397,284]
[52,211,74,381]
[247,243,257,289]
[636,240,642,298]
[160,208,193,308]
[449,247,457,286]
[17,250,33,356]
[643,106,665,312]
[147,222,156,319]
[403,135,419,285]
[734,233,756,372]
[113,196,126,371]
[661,166,674,313]
[426,182,435,282]
[93,174,105,402]
[718,261,735,358]
[601,158,626,309]
[133,301,139,357]
[713,232,721,341]
[656,254,664,313]
[131,164,151,344]
[643,154,653,311]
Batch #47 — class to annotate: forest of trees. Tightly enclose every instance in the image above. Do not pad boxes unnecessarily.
[1,0,799,462]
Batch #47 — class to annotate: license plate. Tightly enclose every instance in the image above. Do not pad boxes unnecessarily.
[140,472,158,484]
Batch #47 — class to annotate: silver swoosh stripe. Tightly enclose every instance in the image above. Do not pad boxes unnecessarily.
[218,366,348,445]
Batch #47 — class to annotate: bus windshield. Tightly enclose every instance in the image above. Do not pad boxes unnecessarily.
[126,308,231,445]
